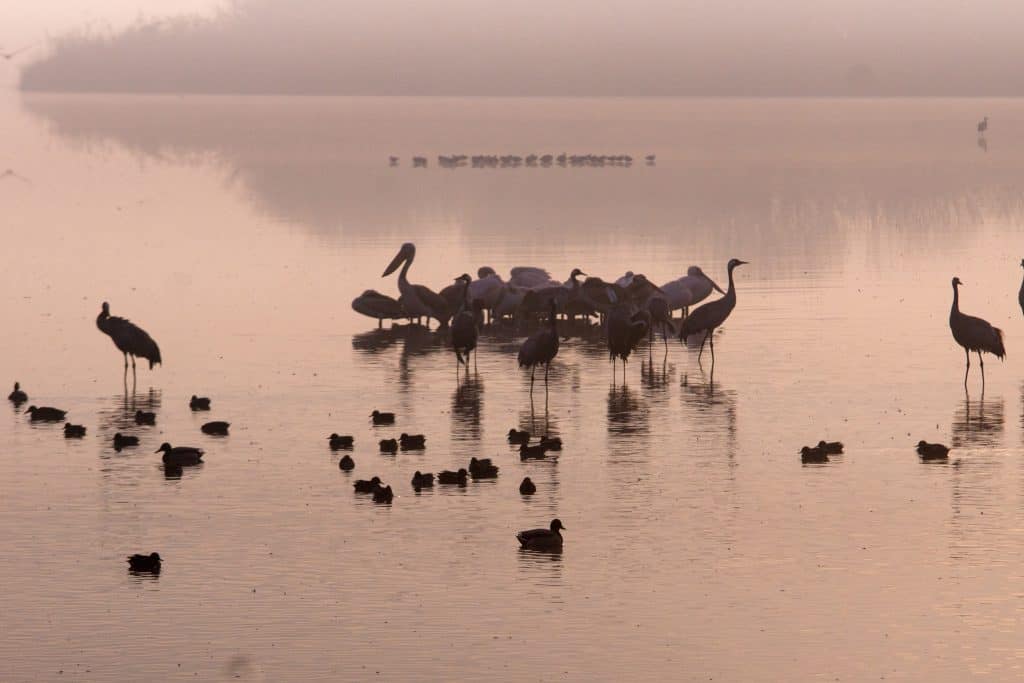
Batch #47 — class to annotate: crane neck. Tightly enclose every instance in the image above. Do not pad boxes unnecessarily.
[951,282,960,313]
[726,265,738,299]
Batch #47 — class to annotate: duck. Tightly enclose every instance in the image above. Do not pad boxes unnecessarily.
[516,519,565,550]
[113,433,139,451]
[399,433,426,449]
[411,471,435,489]
[155,443,204,466]
[134,410,157,425]
[469,457,499,479]
[519,443,549,460]
[354,476,382,493]
[507,428,531,445]
[328,433,354,450]
[201,421,230,436]
[438,468,469,485]
[25,405,67,422]
[127,552,162,573]
[379,438,399,453]
[539,435,562,451]
[817,440,844,454]
[372,484,394,503]
[917,441,950,460]
[800,446,828,464]
[8,381,27,404]
[189,395,211,411]
[338,454,355,471]
[371,410,395,425]
[63,423,86,438]
[519,477,537,495]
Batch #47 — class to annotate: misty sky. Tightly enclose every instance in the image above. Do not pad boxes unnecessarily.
[12,0,1024,95]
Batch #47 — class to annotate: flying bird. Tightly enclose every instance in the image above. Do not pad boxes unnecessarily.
[678,259,748,366]
[96,302,161,382]
[949,277,1005,390]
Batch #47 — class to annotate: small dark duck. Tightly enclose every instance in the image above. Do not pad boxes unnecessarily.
[354,476,382,493]
[519,477,537,495]
[329,433,354,450]
[8,382,27,404]
[155,443,204,466]
[127,552,162,573]
[135,410,156,425]
[113,433,139,451]
[371,410,395,425]
[379,438,399,453]
[800,446,829,464]
[438,468,469,485]
[372,484,394,503]
[917,441,950,460]
[517,519,565,551]
[399,433,426,449]
[519,442,549,460]
[64,422,87,438]
[539,435,562,451]
[817,440,844,454]
[411,471,435,489]
[201,421,230,436]
[338,454,355,471]
[189,395,211,411]
[469,457,499,479]
[25,405,67,422]
[507,428,531,445]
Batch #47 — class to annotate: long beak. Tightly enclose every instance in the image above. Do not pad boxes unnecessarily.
[382,250,405,277]
[652,283,666,294]
[24,408,30,413]
[154,447,162,453]
[709,277,725,295]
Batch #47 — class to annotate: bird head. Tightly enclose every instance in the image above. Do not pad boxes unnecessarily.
[477,266,496,279]
[569,268,588,280]
[13,382,19,390]
[101,302,110,315]
[727,258,748,271]
[917,440,928,448]
[690,266,725,294]
[952,277,963,287]
[550,519,566,531]
[382,243,415,277]
[24,406,36,414]
[150,553,161,561]
[155,443,172,453]
[455,273,472,284]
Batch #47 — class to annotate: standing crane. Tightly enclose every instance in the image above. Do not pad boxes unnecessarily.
[977,116,989,135]
[381,242,451,328]
[606,288,650,382]
[450,273,479,373]
[949,277,1005,390]
[678,259,748,366]
[96,302,162,383]
[517,299,560,397]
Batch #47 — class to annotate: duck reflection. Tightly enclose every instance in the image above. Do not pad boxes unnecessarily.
[951,395,1004,448]
[97,388,162,435]
[451,372,483,442]
[516,544,565,578]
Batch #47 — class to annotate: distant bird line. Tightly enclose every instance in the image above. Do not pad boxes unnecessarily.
[390,153,656,169]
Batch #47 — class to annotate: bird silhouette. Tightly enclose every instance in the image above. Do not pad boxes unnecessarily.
[949,277,1005,391]
[382,243,451,328]
[516,519,565,550]
[1018,260,1024,318]
[679,259,748,367]
[977,116,989,135]
[96,302,161,383]
[450,273,479,371]
[517,299,560,398]
[8,381,27,404]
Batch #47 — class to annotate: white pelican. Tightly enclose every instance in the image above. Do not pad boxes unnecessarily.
[660,266,724,316]
[382,243,451,328]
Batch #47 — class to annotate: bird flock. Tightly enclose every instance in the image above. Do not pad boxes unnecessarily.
[390,153,656,169]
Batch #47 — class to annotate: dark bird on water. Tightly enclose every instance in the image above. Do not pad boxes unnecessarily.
[539,435,562,451]
[817,441,844,454]
[438,468,469,485]
[508,429,531,445]
[127,552,162,573]
[450,273,479,370]
[354,476,382,493]
[96,302,161,382]
[949,277,1005,390]
[518,299,560,397]
[8,382,27,404]
[679,259,748,366]
[189,395,211,411]
[380,438,399,453]
[338,454,355,470]
[371,410,395,425]
[1018,259,1024,318]
[519,477,537,495]
[469,457,499,479]
[373,484,394,503]
[64,423,86,438]
[25,405,66,421]
[399,433,426,449]
[517,519,565,550]
[329,433,354,450]
[135,410,156,425]
[411,471,435,489]
[201,421,230,436]
[519,442,549,460]
[800,446,828,463]
[917,441,950,460]
[155,443,204,466]
[113,433,139,451]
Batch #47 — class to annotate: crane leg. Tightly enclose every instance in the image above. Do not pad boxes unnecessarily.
[544,362,550,397]
[697,333,708,365]
[530,367,535,395]
[978,351,985,391]
[709,330,716,371]
[964,347,970,389]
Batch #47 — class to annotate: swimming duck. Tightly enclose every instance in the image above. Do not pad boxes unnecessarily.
[469,457,499,479]
[507,429,531,445]
[354,476,382,493]
[516,519,565,550]
[135,410,156,425]
[25,405,67,422]
[113,433,139,451]
[539,435,562,451]
[379,438,399,453]
[372,484,394,503]
[817,440,844,454]
[338,454,355,471]
[519,443,549,460]
[329,433,354,450]
[127,552,162,573]
[399,433,426,449]
[189,395,211,411]
[411,471,435,489]
[371,410,395,425]
[917,441,950,460]
[519,477,537,495]
[201,421,230,436]
[438,469,469,485]
[800,446,828,463]
[63,422,86,438]
[155,443,204,466]
[8,382,27,404]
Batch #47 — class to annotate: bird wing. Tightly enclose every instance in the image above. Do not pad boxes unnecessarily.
[104,315,162,366]
[510,267,553,288]
[412,285,451,322]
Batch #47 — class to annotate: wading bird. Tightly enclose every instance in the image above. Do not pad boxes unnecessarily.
[382,243,451,328]
[517,299,560,397]
[949,277,1005,390]
[606,289,649,381]
[450,274,479,371]
[96,302,161,382]
[679,259,748,366]
[661,266,724,317]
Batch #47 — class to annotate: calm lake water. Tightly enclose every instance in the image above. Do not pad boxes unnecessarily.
[4,93,1024,681]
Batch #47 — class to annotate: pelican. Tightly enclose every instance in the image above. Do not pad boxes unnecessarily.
[949,277,1005,390]
[470,267,507,321]
[678,259,747,366]
[510,267,557,289]
[351,290,405,328]
[661,266,725,317]
[614,271,635,288]
[493,284,527,321]
[382,243,451,328]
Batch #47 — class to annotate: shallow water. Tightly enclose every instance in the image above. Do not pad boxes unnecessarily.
[4,94,1024,681]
